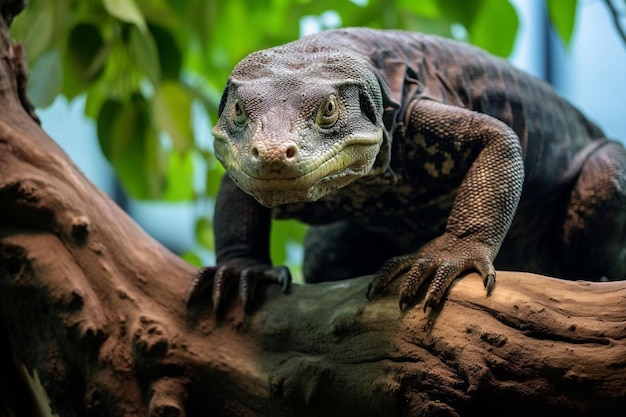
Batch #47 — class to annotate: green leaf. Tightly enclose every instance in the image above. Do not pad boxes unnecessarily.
[113,111,151,197]
[149,24,182,80]
[299,0,360,16]
[96,99,123,161]
[10,0,56,63]
[144,122,166,197]
[547,0,578,45]
[128,25,161,86]
[103,0,147,32]
[205,163,225,198]
[270,219,307,267]
[97,95,163,199]
[152,81,193,151]
[83,83,108,120]
[436,0,483,28]
[137,0,181,27]
[162,150,195,201]
[67,23,107,84]
[397,0,441,18]
[82,35,142,101]
[195,217,214,250]
[180,250,203,267]
[28,49,63,108]
[397,15,453,37]
[469,0,519,57]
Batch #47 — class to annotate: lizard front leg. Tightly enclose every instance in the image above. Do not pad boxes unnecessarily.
[367,99,525,311]
[186,176,291,314]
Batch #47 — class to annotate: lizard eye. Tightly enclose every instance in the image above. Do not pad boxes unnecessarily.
[233,99,246,125]
[317,94,339,128]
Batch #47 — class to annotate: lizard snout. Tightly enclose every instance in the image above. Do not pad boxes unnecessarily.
[245,141,302,178]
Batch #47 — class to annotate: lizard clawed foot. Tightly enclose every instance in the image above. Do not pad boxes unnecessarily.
[186,263,291,315]
[366,236,497,312]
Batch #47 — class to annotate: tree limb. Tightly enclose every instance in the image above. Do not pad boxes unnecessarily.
[604,0,626,48]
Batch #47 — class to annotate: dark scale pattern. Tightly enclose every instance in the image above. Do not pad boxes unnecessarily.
[367,99,524,308]
[188,28,626,314]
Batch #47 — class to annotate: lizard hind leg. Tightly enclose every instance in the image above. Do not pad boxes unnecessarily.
[560,140,626,280]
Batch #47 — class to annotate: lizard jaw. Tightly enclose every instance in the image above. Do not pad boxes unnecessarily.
[221,136,383,207]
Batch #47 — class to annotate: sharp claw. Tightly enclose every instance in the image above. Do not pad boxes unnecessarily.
[186,277,202,307]
[423,291,435,313]
[211,288,221,315]
[397,285,412,311]
[188,263,293,316]
[274,266,292,293]
[367,255,418,301]
[367,274,389,300]
[239,282,255,314]
[186,267,215,308]
[211,267,235,315]
[366,281,376,300]
[483,273,496,295]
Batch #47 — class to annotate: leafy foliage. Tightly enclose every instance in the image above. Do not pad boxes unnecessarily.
[547,0,578,45]
[10,0,579,268]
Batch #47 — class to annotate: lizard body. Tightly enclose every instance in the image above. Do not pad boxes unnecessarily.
[189,28,626,312]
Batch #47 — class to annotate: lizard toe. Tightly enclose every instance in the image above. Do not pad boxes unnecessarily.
[239,268,259,314]
[187,261,290,318]
[483,273,496,295]
[422,261,464,312]
[262,265,292,293]
[212,265,238,314]
[472,258,497,294]
[367,254,418,299]
[398,258,438,309]
[239,266,292,313]
[186,266,217,308]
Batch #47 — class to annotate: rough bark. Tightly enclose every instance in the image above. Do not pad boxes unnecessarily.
[1,6,626,417]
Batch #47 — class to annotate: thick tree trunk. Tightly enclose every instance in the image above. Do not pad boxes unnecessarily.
[1,5,625,417]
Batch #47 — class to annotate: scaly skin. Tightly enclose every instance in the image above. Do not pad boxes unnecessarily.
[187,28,626,314]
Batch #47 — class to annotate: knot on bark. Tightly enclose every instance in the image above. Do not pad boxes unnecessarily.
[70,215,91,243]
[148,377,188,417]
[133,316,170,359]
[0,243,26,280]
[1,179,41,205]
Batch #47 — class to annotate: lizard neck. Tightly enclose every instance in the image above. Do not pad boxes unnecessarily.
[363,127,398,186]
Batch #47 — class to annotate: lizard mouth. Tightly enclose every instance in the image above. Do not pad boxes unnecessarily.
[222,136,383,207]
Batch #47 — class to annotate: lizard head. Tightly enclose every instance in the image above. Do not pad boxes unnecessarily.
[212,48,389,207]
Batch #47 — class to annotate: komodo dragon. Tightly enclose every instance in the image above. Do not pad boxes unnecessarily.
[188,28,626,313]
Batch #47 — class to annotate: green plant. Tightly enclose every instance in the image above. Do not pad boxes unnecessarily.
[10,0,580,270]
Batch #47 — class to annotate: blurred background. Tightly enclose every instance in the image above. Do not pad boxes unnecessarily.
[10,0,626,281]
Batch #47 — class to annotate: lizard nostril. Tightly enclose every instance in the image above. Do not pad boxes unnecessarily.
[249,143,298,164]
[285,144,298,160]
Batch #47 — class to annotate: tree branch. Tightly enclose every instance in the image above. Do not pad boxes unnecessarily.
[604,0,626,48]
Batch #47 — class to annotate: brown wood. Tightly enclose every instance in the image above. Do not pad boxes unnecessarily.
[1,5,625,416]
